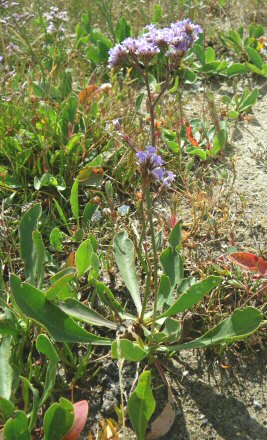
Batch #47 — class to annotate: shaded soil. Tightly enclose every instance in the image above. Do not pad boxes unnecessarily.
[83,346,267,440]
[161,347,267,440]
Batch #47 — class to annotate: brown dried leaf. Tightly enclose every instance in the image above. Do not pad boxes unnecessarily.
[66,251,76,268]
[145,386,176,440]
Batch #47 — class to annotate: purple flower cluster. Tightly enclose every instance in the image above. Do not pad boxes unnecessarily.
[136,146,175,186]
[1,1,19,9]
[6,41,19,56]
[1,11,34,26]
[108,19,202,68]
[44,6,69,35]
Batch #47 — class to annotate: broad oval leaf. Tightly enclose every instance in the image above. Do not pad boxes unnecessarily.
[159,276,222,319]
[32,230,45,288]
[36,335,58,406]
[50,227,64,252]
[156,274,172,311]
[160,246,183,292]
[0,336,18,400]
[0,309,21,336]
[128,371,155,440]
[70,178,79,222]
[75,239,93,277]
[168,222,182,249]
[36,334,58,363]
[44,398,74,440]
[4,410,31,440]
[112,339,147,362]
[169,307,262,351]
[78,166,104,187]
[225,63,249,76]
[114,231,141,315]
[19,203,42,285]
[0,397,15,421]
[205,46,216,63]
[10,275,111,345]
[58,298,118,330]
[246,47,263,70]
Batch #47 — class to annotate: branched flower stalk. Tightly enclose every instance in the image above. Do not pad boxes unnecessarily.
[109,19,202,332]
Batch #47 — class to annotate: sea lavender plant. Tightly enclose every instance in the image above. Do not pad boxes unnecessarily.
[109,20,202,330]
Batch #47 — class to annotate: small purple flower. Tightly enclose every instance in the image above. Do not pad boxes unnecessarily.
[108,44,128,67]
[162,171,176,186]
[123,37,138,53]
[136,151,147,163]
[151,166,165,180]
[136,146,164,176]
[134,37,160,59]
[145,24,158,32]
[136,145,174,187]
[149,153,164,167]
[146,146,156,154]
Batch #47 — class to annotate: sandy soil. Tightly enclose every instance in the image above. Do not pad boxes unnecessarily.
[160,347,267,440]
[231,81,267,252]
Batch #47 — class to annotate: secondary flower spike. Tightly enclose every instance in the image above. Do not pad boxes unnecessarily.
[108,19,202,68]
[136,146,175,186]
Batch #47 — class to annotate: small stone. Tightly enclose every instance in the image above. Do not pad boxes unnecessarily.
[253,400,263,410]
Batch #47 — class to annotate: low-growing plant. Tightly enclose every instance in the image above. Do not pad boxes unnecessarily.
[1,17,265,440]
[221,87,259,120]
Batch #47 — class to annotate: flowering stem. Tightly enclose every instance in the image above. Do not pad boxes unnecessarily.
[152,65,171,109]
[140,263,151,323]
[145,186,158,331]
[144,67,156,148]
[138,194,149,274]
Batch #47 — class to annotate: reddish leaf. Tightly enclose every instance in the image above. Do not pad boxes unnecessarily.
[169,214,177,228]
[63,401,89,440]
[228,252,258,271]
[257,257,267,276]
[185,123,198,146]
